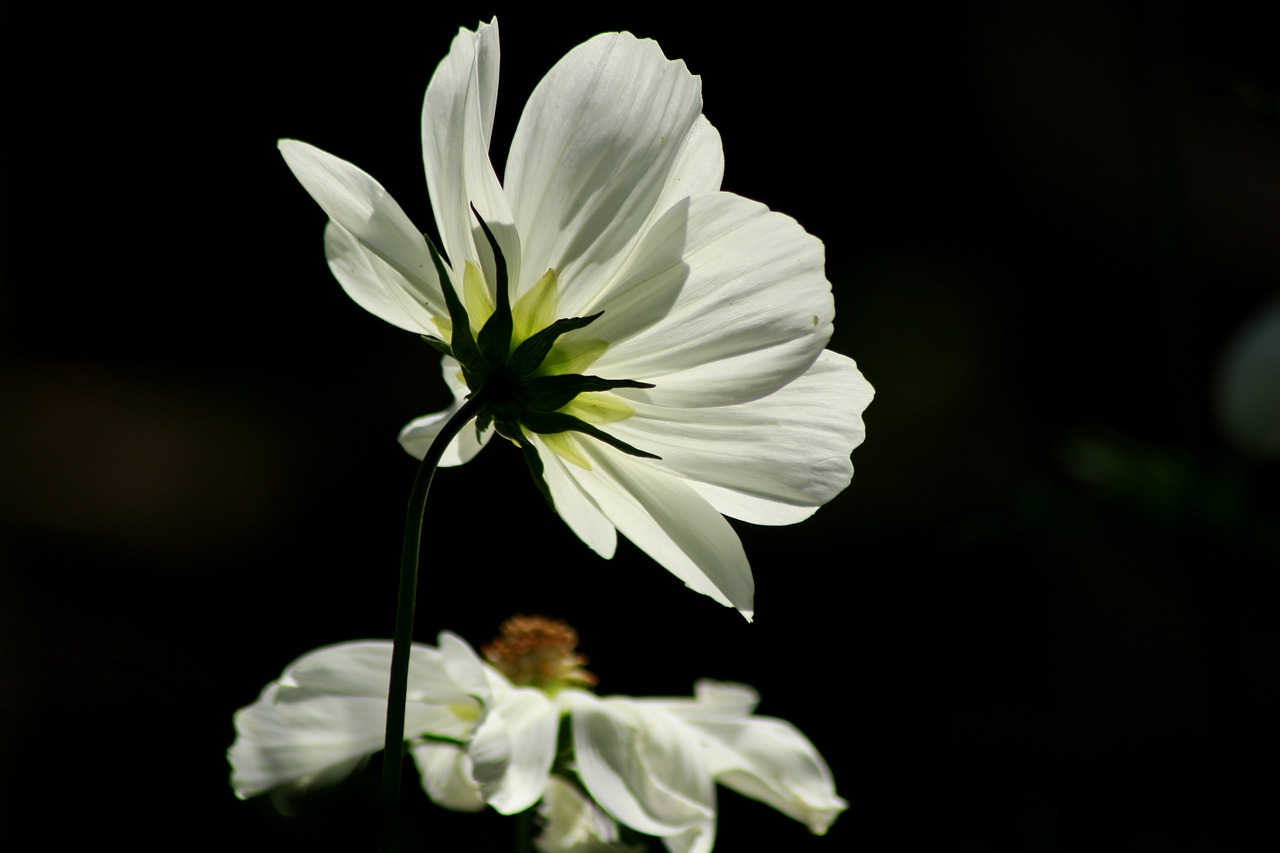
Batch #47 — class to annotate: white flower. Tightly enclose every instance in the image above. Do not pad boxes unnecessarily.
[566,682,847,853]
[229,633,558,815]
[229,630,847,852]
[278,20,873,619]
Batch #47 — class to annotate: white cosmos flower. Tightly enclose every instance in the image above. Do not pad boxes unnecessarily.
[228,633,558,815]
[278,19,873,619]
[229,627,846,852]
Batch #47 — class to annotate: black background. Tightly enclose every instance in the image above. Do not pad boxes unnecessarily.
[3,1,1279,850]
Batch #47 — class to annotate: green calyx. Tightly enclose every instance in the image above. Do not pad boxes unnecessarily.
[425,206,659,509]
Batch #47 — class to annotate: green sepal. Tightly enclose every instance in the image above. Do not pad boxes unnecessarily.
[420,335,453,356]
[412,732,466,747]
[521,410,661,460]
[516,432,557,511]
[475,407,494,440]
[516,374,654,414]
[509,312,604,378]
[471,205,514,367]
[427,235,479,374]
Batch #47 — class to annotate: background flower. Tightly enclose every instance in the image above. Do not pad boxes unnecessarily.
[229,626,846,852]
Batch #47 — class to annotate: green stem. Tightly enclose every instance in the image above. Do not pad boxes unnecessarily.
[515,807,535,853]
[381,391,489,838]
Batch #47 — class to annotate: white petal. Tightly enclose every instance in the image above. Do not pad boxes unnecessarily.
[228,642,445,799]
[410,742,487,812]
[278,139,443,313]
[570,695,715,838]
[439,630,496,701]
[505,32,707,302]
[562,445,754,619]
[651,115,724,216]
[660,823,716,853]
[642,681,760,720]
[398,357,492,466]
[229,688,383,798]
[682,715,847,835]
[324,221,442,333]
[588,192,833,408]
[421,19,520,298]
[535,775,641,852]
[277,641,451,702]
[607,351,873,525]
[639,680,845,834]
[536,440,618,558]
[469,687,559,814]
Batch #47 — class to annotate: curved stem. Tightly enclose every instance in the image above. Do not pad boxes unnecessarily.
[381,392,490,833]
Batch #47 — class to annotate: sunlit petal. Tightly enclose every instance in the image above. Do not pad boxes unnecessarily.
[278,140,442,311]
[506,32,706,303]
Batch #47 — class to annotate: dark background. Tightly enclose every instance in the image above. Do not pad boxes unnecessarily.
[3,1,1278,849]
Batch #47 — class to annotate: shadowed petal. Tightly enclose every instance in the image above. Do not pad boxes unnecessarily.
[411,742,487,812]
[570,694,715,839]
[469,688,559,814]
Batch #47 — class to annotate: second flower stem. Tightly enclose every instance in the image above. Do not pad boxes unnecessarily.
[382,392,489,826]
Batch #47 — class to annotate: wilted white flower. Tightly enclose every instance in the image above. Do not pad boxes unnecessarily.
[229,619,846,851]
[278,20,872,619]
[228,632,558,816]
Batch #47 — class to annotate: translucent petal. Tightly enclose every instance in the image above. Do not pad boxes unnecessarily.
[421,19,520,300]
[398,357,492,466]
[278,140,443,309]
[563,447,754,619]
[323,222,444,332]
[607,351,873,524]
[535,438,618,558]
[505,32,706,303]
[587,192,833,408]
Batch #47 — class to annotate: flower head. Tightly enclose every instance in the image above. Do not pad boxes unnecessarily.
[229,620,847,851]
[279,20,873,619]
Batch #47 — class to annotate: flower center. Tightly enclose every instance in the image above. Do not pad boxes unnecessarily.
[482,615,597,694]
[419,206,660,507]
